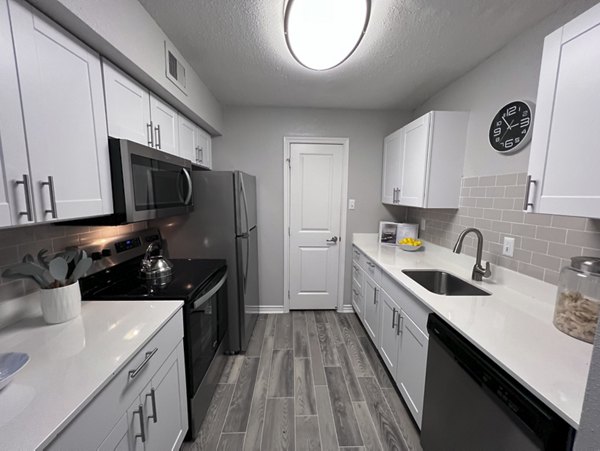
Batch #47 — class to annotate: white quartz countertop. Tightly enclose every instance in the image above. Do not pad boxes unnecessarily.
[0,298,183,451]
[353,233,593,429]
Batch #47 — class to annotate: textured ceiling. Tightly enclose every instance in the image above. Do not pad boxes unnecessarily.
[138,0,567,110]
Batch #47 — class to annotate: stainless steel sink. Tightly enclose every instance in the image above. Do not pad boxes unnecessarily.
[402,270,491,296]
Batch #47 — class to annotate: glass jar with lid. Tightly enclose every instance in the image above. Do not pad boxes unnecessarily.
[553,256,600,343]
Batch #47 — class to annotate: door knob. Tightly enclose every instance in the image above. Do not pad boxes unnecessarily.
[326,236,338,244]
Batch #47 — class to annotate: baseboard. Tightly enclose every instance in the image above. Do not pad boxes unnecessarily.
[337,305,355,313]
[251,305,286,314]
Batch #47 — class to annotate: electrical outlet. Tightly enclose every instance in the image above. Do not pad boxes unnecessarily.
[420,218,426,231]
[503,237,515,257]
[348,199,355,210]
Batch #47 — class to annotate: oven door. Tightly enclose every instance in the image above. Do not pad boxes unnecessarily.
[111,138,193,222]
[186,269,228,396]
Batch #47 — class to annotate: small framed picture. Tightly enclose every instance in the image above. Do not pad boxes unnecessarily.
[379,222,399,245]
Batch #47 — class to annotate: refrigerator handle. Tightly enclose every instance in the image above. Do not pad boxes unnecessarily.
[244,234,249,295]
[240,174,250,235]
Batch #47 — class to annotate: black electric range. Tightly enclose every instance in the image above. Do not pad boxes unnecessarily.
[78,229,229,440]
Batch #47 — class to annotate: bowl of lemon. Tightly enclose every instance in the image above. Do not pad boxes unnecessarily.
[398,237,423,252]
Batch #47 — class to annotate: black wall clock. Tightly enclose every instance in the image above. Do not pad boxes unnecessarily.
[489,101,535,154]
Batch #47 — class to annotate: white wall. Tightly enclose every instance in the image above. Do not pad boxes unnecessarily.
[213,107,410,310]
[28,0,223,134]
[414,0,600,177]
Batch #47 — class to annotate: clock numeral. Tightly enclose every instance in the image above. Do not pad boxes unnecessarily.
[504,139,514,149]
[520,117,530,128]
[493,128,501,137]
[506,105,517,116]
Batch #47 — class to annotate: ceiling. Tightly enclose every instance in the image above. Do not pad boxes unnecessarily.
[139,0,567,110]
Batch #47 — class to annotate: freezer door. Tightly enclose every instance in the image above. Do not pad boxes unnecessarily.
[235,172,257,235]
[236,226,259,350]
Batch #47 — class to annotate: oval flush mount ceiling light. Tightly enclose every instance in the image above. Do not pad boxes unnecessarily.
[284,0,371,71]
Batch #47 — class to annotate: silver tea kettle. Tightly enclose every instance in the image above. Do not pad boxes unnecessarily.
[139,241,173,284]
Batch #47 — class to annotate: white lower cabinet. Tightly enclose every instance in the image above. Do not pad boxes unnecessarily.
[396,310,429,427]
[49,310,188,451]
[351,263,365,318]
[363,275,380,343]
[352,245,431,429]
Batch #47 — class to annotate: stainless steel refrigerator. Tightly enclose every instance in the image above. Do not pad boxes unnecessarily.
[158,170,259,353]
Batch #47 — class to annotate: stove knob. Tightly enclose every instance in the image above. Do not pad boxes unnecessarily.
[91,251,102,261]
[101,249,112,257]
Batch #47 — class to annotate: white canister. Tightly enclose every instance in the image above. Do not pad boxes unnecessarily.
[40,281,82,324]
[396,223,419,241]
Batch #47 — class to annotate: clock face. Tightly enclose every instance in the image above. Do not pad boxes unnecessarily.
[489,101,534,154]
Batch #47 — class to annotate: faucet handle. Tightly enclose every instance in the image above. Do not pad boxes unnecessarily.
[483,261,491,278]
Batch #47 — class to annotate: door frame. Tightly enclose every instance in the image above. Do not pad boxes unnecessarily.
[283,136,350,313]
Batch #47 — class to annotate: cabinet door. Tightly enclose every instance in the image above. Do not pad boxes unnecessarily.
[528,3,600,218]
[144,343,188,451]
[103,60,152,147]
[381,128,404,205]
[9,0,112,222]
[0,0,31,227]
[396,311,429,428]
[150,94,179,156]
[196,127,212,169]
[399,113,431,208]
[177,114,198,162]
[363,276,380,342]
[378,290,401,376]
[98,412,130,451]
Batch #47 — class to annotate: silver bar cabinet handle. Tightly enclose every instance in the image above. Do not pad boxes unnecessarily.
[396,314,403,336]
[41,176,57,219]
[391,308,397,329]
[134,404,146,442]
[15,174,33,221]
[523,175,536,211]
[154,124,161,149]
[147,121,154,147]
[374,287,378,305]
[146,388,158,423]
[393,188,397,204]
[128,347,158,379]
[198,146,203,163]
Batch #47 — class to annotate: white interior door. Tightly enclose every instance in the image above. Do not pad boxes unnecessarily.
[289,142,344,310]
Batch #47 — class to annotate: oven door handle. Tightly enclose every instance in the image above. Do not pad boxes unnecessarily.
[191,272,227,312]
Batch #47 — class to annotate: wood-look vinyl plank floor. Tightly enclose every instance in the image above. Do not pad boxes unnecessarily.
[184,312,421,451]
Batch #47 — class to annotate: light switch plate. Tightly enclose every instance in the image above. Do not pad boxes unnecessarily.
[348,199,355,210]
[503,237,515,257]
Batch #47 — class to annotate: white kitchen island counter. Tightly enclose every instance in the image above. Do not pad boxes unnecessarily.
[353,233,593,429]
[0,298,183,450]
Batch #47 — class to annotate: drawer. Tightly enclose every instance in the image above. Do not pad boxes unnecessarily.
[352,246,364,267]
[363,257,381,284]
[352,277,363,299]
[380,272,430,334]
[351,261,364,290]
[48,309,184,450]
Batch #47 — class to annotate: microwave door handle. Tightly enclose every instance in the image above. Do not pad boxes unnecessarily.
[182,168,192,205]
[191,273,227,312]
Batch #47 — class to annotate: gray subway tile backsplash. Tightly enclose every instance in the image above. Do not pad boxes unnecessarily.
[408,172,600,285]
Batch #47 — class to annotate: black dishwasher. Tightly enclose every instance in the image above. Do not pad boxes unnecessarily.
[421,314,575,451]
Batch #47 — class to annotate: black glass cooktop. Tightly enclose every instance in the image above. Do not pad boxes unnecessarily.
[81,258,226,303]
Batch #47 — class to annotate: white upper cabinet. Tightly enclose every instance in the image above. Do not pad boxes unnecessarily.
[103,60,152,147]
[177,114,212,168]
[381,128,404,205]
[150,94,179,156]
[0,0,31,228]
[382,111,468,208]
[526,3,600,218]
[7,0,112,223]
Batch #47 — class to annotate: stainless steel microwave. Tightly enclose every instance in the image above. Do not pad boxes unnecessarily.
[106,138,193,223]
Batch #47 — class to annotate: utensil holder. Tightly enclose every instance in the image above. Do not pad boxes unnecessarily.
[40,281,81,324]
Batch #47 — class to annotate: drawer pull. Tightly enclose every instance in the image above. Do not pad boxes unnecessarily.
[146,388,158,423]
[396,314,403,336]
[392,308,397,329]
[128,347,158,379]
[134,404,146,442]
[374,287,378,305]
[352,288,359,296]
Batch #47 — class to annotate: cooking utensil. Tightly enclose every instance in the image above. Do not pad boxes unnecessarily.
[37,249,51,269]
[70,257,92,284]
[22,254,34,264]
[48,258,69,285]
[57,247,78,264]
[2,262,50,288]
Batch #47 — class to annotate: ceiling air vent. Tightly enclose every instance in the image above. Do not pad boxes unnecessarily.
[165,41,187,95]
